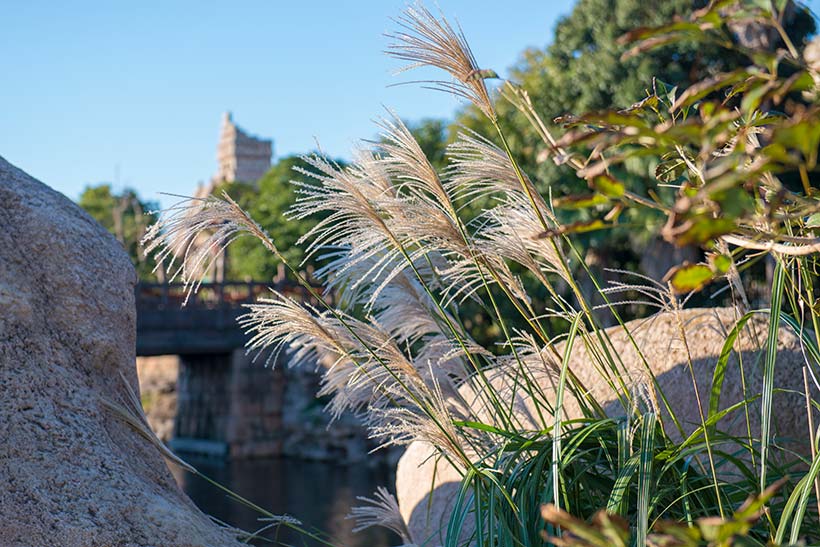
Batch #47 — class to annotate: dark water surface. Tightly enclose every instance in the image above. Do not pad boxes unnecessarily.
[173,457,399,546]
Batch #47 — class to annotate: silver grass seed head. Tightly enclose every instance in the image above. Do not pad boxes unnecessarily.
[446,129,551,219]
[387,3,496,120]
[242,291,433,421]
[366,374,466,463]
[375,112,453,213]
[240,290,336,368]
[347,486,412,543]
[141,192,276,305]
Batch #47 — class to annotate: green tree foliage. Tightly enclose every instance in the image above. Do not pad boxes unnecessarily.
[461,0,813,179]
[213,154,342,281]
[456,0,815,267]
[78,184,160,280]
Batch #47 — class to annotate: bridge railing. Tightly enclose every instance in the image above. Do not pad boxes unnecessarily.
[135,280,329,355]
[135,280,323,311]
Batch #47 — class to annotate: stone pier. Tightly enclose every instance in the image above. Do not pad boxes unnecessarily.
[172,350,284,458]
[136,281,388,463]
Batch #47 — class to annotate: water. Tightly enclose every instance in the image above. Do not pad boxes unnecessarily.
[173,457,399,546]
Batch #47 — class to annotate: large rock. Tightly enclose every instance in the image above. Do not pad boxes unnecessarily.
[397,307,812,546]
[0,156,242,547]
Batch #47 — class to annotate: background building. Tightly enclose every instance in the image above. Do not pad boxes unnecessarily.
[213,111,273,185]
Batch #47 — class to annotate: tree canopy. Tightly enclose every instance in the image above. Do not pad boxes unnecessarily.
[452,0,815,281]
[459,0,814,177]
[78,184,160,281]
[79,0,816,287]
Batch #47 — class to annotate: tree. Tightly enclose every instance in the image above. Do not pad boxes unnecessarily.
[78,184,160,281]
[213,154,342,282]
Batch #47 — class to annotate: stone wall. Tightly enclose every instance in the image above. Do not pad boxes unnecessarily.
[224,351,285,458]
[136,355,178,441]
[137,351,395,464]
[280,364,379,463]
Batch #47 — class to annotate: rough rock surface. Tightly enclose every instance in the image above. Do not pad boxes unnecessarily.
[396,307,813,546]
[0,156,242,547]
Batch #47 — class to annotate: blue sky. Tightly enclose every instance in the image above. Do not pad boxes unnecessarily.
[2,1,818,209]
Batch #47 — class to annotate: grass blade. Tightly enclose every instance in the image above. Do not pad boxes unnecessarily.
[637,412,657,546]
[761,260,785,492]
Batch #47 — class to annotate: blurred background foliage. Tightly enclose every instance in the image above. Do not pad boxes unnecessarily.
[208,155,329,282]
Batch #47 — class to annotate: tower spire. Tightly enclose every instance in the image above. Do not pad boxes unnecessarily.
[214,112,272,184]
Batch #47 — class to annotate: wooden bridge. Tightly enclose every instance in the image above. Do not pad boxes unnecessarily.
[135,280,318,458]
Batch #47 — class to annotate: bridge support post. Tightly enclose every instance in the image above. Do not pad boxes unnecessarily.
[172,350,284,458]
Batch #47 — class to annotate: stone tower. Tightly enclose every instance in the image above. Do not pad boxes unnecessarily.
[213,112,273,184]
[188,113,274,282]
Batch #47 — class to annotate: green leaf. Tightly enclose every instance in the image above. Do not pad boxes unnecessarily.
[666,263,715,293]
[551,315,581,515]
[467,68,498,81]
[710,253,732,274]
[655,158,687,183]
[541,505,613,547]
[697,516,729,542]
[672,70,749,111]
[636,412,657,547]
[734,477,785,522]
[740,80,777,115]
[806,213,820,229]
[590,175,626,198]
[556,219,610,235]
[619,94,659,114]
[571,109,650,128]
[652,520,702,545]
[592,512,630,547]
[553,193,610,209]
[760,262,785,492]
[771,116,820,168]
[784,455,820,543]
[708,313,755,425]
[653,79,679,109]
[607,455,640,513]
[540,219,611,238]
[710,187,755,219]
[673,217,736,246]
